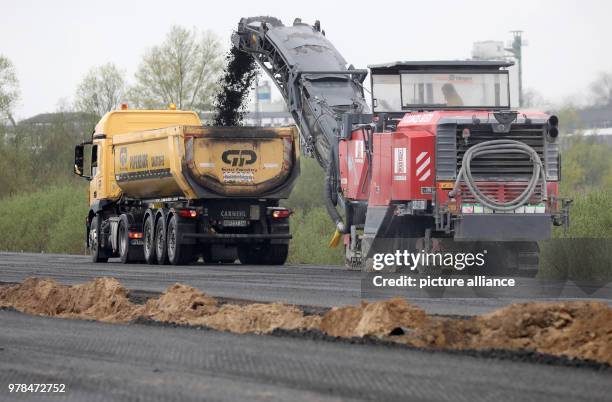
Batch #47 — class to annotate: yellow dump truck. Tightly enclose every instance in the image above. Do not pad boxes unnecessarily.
[74,108,299,265]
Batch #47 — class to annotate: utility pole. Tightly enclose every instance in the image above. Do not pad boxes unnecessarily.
[505,31,525,107]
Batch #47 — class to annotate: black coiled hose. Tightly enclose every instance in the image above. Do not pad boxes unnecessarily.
[449,139,547,211]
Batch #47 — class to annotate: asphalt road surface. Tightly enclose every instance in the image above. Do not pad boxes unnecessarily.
[2,252,609,316]
[1,252,611,401]
[1,310,611,402]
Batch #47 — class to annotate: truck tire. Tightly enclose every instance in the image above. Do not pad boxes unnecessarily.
[265,244,289,265]
[167,214,193,265]
[238,244,288,265]
[155,216,169,265]
[143,214,157,264]
[118,215,144,264]
[118,218,130,264]
[237,246,264,265]
[89,215,108,263]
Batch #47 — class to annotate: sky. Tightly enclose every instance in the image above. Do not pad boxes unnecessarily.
[2,0,611,119]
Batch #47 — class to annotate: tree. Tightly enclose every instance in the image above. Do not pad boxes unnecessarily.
[555,104,581,133]
[0,55,20,128]
[589,70,612,106]
[522,88,549,109]
[560,136,612,194]
[75,63,126,117]
[129,26,223,112]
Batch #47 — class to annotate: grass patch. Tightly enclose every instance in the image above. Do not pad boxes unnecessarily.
[538,190,612,282]
[288,207,344,265]
[0,184,88,254]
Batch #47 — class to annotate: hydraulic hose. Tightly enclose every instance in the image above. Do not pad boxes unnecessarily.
[324,153,346,233]
[449,139,547,212]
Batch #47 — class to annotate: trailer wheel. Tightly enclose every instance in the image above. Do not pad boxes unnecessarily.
[143,214,157,264]
[89,215,108,263]
[155,216,169,265]
[167,214,193,265]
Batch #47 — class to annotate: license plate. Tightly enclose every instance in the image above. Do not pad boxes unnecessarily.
[130,239,144,246]
[223,219,248,227]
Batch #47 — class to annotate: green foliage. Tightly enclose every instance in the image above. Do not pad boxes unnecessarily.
[539,238,612,283]
[288,207,344,265]
[283,157,344,265]
[555,105,581,133]
[547,135,612,280]
[559,136,612,194]
[539,190,612,282]
[284,157,326,211]
[0,184,88,254]
[0,111,92,199]
[556,190,612,238]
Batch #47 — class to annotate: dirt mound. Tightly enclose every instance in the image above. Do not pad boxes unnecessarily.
[0,278,317,334]
[141,284,218,323]
[139,284,318,333]
[198,303,321,334]
[2,278,611,365]
[320,298,427,337]
[395,301,612,365]
[0,277,138,322]
[477,301,612,364]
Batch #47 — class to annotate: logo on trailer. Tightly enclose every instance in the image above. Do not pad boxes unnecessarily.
[416,151,431,182]
[221,150,257,167]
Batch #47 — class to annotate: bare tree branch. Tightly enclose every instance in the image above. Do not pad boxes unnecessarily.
[590,71,612,106]
[0,55,20,128]
[74,63,126,117]
[129,26,224,113]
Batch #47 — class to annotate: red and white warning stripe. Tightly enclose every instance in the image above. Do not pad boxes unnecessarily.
[415,151,431,181]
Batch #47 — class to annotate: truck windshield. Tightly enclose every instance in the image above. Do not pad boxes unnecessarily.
[372,71,510,111]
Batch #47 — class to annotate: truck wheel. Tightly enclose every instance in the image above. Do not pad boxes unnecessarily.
[237,246,264,265]
[89,215,108,263]
[167,214,193,265]
[118,218,130,263]
[143,215,157,264]
[118,215,144,264]
[155,216,169,265]
[265,244,289,265]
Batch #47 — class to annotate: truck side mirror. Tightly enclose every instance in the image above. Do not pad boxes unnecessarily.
[74,142,93,180]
